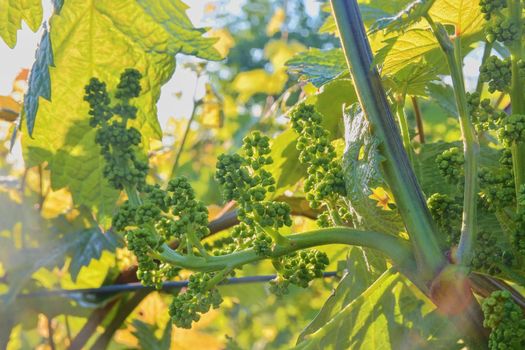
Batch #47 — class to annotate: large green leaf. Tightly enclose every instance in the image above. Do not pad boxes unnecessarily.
[0,0,42,48]
[22,0,220,219]
[295,270,461,350]
[298,248,386,342]
[342,105,404,235]
[373,0,484,75]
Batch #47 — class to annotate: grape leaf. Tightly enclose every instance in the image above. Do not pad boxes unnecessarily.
[132,319,172,350]
[1,227,121,305]
[383,62,438,96]
[0,0,43,48]
[68,229,123,282]
[428,0,485,36]
[52,0,64,13]
[295,270,460,350]
[22,0,220,220]
[286,48,347,87]
[426,83,458,118]
[373,0,485,75]
[298,248,386,342]
[342,105,404,235]
[319,3,393,35]
[370,0,436,33]
[24,28,53,135]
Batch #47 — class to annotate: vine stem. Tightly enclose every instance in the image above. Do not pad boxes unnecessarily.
[395,93,415,166]
[330,0,444,278]
[411,96,425,144]
[509,0,525,206]
[156,227,415,273]
[426,17,479,266]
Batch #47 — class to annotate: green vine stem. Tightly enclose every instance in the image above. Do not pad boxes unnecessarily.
[509,0,525,206]
[411,96,425,144]
[156,227,415,273]
[426,18,480,266]
[395,93,415,166]
[330,0,444,278]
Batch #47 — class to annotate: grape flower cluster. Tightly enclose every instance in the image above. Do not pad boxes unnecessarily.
[215,131,292,256]
[290,104,348,226]
[427,193,462,246]
[435,147,464,184]
[482,290,525,349]
[84,69,148,190]
[467,92,505,131]
[479,56,512,93]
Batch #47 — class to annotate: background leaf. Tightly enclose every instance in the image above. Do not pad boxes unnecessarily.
[0,0,43,48]
[22,0,220,220]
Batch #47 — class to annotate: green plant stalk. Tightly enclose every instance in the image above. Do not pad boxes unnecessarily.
[395,93,415,166]
[155,227,414,273]
[426,18,479,266]
[124,184,141,207]
[508,0,525,205]
[330,0,444,278]
[411,96,425,144]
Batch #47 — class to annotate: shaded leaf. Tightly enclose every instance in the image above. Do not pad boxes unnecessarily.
[132,319,173,350]
[24,28,53,135]
[342,105,404,235]
[286,48,347,87]
[1,227,121,304]
[370,0,436,33]
[69,229,123,282]
[426,83,458,118]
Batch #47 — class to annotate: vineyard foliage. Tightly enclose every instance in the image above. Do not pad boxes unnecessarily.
[1,0,525,349]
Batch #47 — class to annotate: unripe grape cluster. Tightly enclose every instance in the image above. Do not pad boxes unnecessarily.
[513,187,525,256]
[498,114,525,146]
[471,231,513,275]
[467,92,504,131]
[85,69,148,190]
[479,56,512,93]
[112,176,210,287]
[479,0,507,20]
[290,104,346,208]
[270,250,329,296]
[478,167,515,211]
[485,17,520,44]
[169,272,223,329]
[427,193,462,245]
[435,147,464,184]
[482,290,525,349]
[215,132,292,255]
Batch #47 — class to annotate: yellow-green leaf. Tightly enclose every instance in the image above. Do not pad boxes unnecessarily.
[22,0,220,220]
[0,0,43,48]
